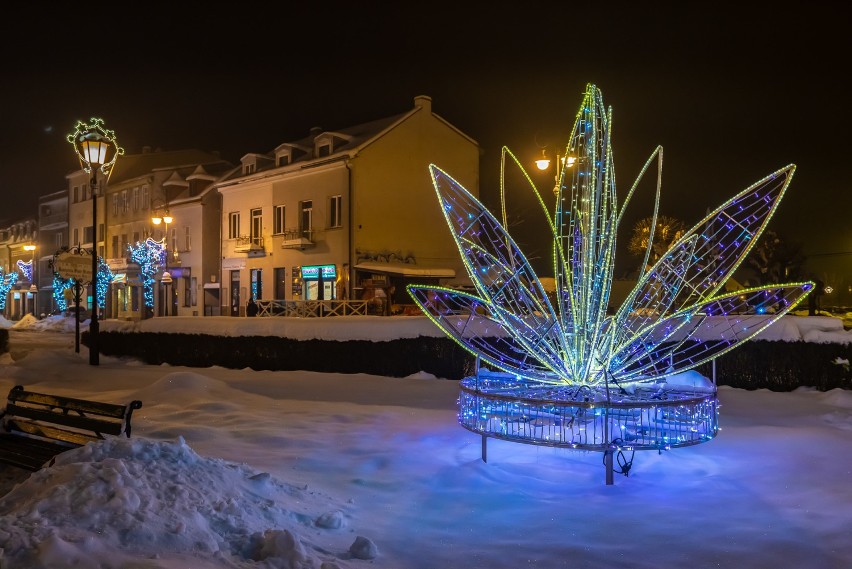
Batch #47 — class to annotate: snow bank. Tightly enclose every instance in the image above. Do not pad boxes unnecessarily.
[0,437,375,568]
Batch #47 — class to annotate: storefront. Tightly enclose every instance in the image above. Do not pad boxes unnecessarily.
[300,264,337,300]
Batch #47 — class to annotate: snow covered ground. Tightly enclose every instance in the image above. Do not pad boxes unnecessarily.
[0,314,850,568]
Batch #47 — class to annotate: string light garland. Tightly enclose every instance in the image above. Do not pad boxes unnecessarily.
[407,83,812,481]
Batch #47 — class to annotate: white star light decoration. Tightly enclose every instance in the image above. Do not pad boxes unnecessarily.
[407,84,812,480]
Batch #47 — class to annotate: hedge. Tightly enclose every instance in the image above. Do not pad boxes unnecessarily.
[89,331,852,391]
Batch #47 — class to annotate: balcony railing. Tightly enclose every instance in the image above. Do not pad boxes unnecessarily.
[280,229,314,250]
[233,235,264,253]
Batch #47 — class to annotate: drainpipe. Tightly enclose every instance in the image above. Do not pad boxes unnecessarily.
[346,160,353,300]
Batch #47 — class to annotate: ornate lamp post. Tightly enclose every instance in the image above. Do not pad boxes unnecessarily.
[68,119,123,365]
[151,208,174,315]
[23,244,36,314]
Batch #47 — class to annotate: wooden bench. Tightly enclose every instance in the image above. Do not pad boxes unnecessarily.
[0,385,143,471]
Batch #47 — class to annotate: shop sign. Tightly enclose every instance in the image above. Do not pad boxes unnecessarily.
[301,264,336,280]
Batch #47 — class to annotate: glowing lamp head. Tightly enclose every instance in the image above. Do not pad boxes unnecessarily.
[79,131,111,167]
[162,213,173,224]
[535,158,551,170]
[23,244,36,252]
[67,118,123,176]
[161,271,173,284]
[152,216,162,225]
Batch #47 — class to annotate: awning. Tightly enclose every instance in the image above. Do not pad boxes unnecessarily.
[354,262,455,279]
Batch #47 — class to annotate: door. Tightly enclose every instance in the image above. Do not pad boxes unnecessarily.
[230,270,241,316]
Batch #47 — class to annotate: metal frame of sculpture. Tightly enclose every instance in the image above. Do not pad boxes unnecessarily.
[408,83,813,484]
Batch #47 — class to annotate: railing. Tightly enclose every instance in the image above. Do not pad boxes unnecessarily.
[255,299,370,317]
[233,235,264,252]
[279,229,314,250]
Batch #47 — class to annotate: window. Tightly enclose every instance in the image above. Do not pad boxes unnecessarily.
[277,155,289,167]
[112,236,119,258]
[73,228,79,246]
[317,144,330,157]
[184,226,191,252]
[244,164,256,175]
[251,208,262,245]
[98,224,104,242]
[133,231,140,245]
[329,195,342,228]
[133,187,139,211]
[121,234,128,257]
[170,227,177,253]
[121,190,128,213]
[55,233,63,249]
[83,225,94,244]
[142,186,149,209]
[273,205,285,234]
[228,212,240,239]
[112,194,119,216]
[73,187,79,203]
[300,200,313,237]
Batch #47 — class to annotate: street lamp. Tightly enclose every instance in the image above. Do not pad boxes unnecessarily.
[23,244,37,314]
[152,209,174,315]
[68,118,123,366]
[535,148,576,195]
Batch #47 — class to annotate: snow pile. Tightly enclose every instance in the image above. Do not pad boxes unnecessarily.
[0,437,377,569]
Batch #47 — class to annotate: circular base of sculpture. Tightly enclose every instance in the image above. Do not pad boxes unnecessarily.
[458,372,718,451]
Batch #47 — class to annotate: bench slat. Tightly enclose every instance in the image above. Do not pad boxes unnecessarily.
[5,404,124,436]
[6,419,103,446]
[9,388,130,419]
[0,435,66,471]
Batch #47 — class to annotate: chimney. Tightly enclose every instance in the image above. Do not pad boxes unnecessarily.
[309,126,323,138]
[414,95,432,113]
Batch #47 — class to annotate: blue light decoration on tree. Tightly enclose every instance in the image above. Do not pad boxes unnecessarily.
[407,83,813,483]
[0,270,18,311]
[52,275,76,312]
[129,238,166,308]
[96,260,113,308]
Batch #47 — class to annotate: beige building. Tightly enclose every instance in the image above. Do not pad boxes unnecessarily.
[216,95,479,316]
[0,219,38,320]
[66,148,232,320]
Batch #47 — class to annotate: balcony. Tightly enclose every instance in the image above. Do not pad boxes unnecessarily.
[280,229,315,250]
[233,235,265,253]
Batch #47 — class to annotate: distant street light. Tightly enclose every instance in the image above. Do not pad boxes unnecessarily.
[152,208,175,314]
[23,244,37,312]
[68,119,123,366]
[534,148,576,195]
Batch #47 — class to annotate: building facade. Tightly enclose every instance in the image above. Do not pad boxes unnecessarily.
[36,190,69,316]
[99,148,233,319]
[216,95,479,316]
[0,219,38,320]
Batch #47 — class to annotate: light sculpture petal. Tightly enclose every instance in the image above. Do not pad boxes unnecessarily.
[410,83,812,481]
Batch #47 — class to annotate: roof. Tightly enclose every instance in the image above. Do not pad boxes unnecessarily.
[108,149,227,185]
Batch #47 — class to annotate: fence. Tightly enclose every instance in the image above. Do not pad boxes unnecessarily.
[255,299,370,317]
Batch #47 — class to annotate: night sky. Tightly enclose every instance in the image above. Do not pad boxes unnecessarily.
[2,2,849,265]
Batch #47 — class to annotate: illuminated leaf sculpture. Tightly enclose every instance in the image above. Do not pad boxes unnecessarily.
[407,84,813,482]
